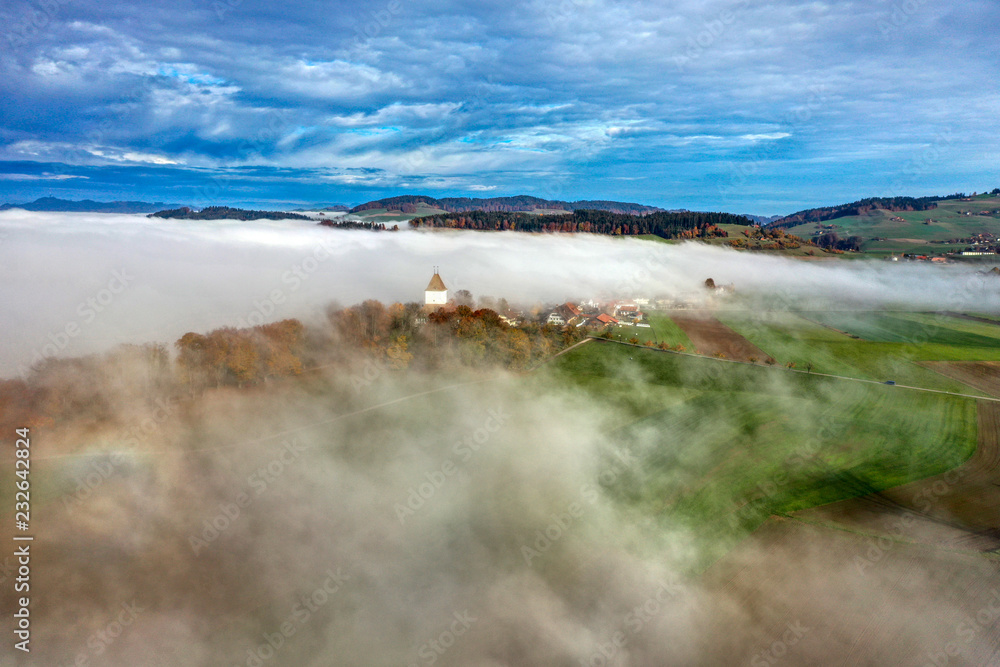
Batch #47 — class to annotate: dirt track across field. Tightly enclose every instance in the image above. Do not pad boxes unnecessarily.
[921,361,1000,399]
[669,311,774,363]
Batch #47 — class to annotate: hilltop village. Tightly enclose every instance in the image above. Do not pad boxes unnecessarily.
[422,270,732,330]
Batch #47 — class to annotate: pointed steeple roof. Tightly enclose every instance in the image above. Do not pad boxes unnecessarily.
[426,271,447,291]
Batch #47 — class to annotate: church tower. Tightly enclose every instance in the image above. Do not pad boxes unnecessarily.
[424,268,448,306]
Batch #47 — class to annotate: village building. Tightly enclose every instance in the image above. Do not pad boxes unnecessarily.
[587,313,619,327]
[546,302,583,326]
[424,269,448,307]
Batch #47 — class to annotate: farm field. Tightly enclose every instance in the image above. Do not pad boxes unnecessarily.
[669,312,773,362]
[545,337,979,568]
[697,516,1000,664]
[345,204,448,222]
[548,321,1000,661]
[697,395,1000,664]
[609,313,693,349]
[782,194,1000,255]
[715,309,1000,393]
[799,310,1000,346]
[920,361,1000,398]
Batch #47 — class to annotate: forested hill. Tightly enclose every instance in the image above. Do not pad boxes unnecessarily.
[409,209,751,239]
[149,206,311,221]
[1,197,180,213]
[349,194,664,215]
[771,195,956,227]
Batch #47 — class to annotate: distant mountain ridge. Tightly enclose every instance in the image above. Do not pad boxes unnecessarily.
[349,194,664,216]
[0,197,181,214]
[742,214,783,225]
[149,206,311,221]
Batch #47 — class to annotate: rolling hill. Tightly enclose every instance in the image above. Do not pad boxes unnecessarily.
[349,194,665,216]
[774,192,1000,255]
[0,196,182,213]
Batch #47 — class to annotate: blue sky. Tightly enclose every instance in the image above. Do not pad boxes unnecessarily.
[0,0,997,214]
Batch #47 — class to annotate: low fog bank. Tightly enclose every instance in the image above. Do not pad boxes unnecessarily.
[2,361,730,666]
[2,209,999,377]
[4,343,996,666]
[2,215,999,664]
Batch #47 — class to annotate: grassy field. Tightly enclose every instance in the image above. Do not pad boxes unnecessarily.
[782,194,1000,255]
[346,205,448,222]
[801,310,1000,345]
[543,338,979,567]
[713,309,1000,393]
[607,313,694,349]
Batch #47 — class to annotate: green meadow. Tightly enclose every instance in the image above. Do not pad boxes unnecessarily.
[782,195,1000,255]
[544,308,995,566]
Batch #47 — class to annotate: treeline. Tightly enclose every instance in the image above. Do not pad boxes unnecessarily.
[0,299,602,435]
[0,300,596,441]
[728,227,808,250]
[349,194,663,215]
[815,232,863,252]
[318,219,399,231]
[175,319,306,387]
[409,209,750,239]
[327,301,583,371]
[149,206,312,221]
[772,197,941,227]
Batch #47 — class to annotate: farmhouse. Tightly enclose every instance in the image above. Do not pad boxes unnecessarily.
[546,302,582,326]
[587,313,619,327]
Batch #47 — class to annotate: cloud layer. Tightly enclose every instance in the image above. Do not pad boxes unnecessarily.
[3,210,1000,378]
[1,1,998,211]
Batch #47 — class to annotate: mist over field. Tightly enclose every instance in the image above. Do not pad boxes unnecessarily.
[2,210,999,378]
[3,210,1000,665]
[9,326,995,667]
[3,0,999,661]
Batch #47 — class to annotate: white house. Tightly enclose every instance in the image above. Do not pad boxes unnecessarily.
[547,311,566,326]
[425,270,448,306]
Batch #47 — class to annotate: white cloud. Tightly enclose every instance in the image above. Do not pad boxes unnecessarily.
[270,59,407,100]
[0,173,89,181]
[740,133,792,141]
[3,210,999,376]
